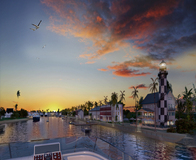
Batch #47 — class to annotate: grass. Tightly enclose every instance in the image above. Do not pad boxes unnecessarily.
[0,117,28,121]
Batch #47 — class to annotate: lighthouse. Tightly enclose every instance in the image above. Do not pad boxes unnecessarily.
[158,60,168,126]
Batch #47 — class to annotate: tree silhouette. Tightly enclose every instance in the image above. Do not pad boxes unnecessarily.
[149,77,158,131]
[183,87,193,120]
[15,104,18,111]
[131,86,139,127]
[119,90,125,103]
[104,96,108,105]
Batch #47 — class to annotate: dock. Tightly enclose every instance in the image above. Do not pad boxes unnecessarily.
[73,123,98,126]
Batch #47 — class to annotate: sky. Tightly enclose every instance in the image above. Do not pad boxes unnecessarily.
[0,0,196,112]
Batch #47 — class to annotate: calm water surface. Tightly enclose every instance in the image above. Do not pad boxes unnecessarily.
[0,117,194,160]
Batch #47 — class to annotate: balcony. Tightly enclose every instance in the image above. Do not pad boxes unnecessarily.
[100,107,111,111]
[138,115,154,118]
[168,107,175,111]
[100,112,111,115]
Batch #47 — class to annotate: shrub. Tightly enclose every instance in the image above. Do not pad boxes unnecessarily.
[11,111,20,118]
[175,119,196,134]
[167,126,176,133]
[19,108,28,118]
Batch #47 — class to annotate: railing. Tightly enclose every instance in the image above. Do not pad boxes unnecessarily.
[100,112,111,115]
[167,107,175,111]
[1,136,134,160]
[138,115,154,118]
[100,107,111,111]
[63,136,134,160]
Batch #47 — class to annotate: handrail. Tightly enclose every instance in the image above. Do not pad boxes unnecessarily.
[65,136,135,160]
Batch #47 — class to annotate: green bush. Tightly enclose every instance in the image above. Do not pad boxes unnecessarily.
[175,119,196,134]
[11,111,20,118]
[167,126,176,133]
[19,108,28,118]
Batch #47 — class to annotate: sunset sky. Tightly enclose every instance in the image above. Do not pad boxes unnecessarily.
[0,0,196,112]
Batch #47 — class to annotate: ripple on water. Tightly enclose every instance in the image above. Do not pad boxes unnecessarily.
[0,118,194,160]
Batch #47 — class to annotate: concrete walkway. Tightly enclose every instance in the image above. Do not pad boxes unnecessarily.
[94,121,196,147]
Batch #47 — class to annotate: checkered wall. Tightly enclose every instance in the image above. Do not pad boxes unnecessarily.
[158,71,168,126]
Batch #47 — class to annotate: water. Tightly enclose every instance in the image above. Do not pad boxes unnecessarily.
[0,117,195,160]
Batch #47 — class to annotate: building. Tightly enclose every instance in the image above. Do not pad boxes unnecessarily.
[139,90,176,126]
[75,109,84,119]
[89,106,100,120]
[138,60,176,126]
[100,103,123,122]
[4,108,14,118]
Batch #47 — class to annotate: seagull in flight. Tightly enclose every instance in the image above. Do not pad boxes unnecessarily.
[42,44,46,49]
[30,20,42,31]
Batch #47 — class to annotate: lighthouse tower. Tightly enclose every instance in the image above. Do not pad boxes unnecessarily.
[158,60,168,126]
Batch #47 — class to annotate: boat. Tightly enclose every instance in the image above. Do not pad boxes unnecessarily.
[40,112,43,117]
[45,112,48,117]
[5,136,133,160]
[33,112,40,122]
[81,125,92,135]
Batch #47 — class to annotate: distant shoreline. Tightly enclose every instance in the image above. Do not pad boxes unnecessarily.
[0,118,32,124]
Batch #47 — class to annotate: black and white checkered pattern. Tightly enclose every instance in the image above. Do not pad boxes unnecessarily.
[158,71,168,126]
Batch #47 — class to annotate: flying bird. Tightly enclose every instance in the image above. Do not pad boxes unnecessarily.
[30,20,42,31]
[17,90,20,98]
[42,45,46,49]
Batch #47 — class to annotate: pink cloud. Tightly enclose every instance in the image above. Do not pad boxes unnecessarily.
[85,61,95,64]
[41,0,180,59]
[129,84,148,90]
[98,68,108,71]
[113,68,151,77]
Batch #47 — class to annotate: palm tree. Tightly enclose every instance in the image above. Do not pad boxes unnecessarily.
[111,92,118,107]
[94,101,98,120]
[167,81,173,93]
[119,90,125,103]
[104,96,108,105]
[15,104,18,111]
[149,78,158,132]
[86,101,93,111]
[98,100,103,106]
[176,94,185,119]
[111,92,118,122]
[183,87,193,120]
[136,96,143,111]
[131,87,139,127]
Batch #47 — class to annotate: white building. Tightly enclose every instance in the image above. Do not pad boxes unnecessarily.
[138,60,176,126]
[4,108,14,118]
[75,109,84,119]
[139,90,176,126]
[89,106,100,120]
[100,103,123,122]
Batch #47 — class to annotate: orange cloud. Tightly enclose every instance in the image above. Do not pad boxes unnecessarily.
[129,84,148,90]
[113,68,151,77]
[85,61,95,64]
[41,0,181,60]
[107,56,159,71]
[98,68,107,71]
[96,16,102,23]
[79,53,95,58]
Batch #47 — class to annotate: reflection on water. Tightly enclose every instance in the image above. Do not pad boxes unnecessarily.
[0,117,194,159]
